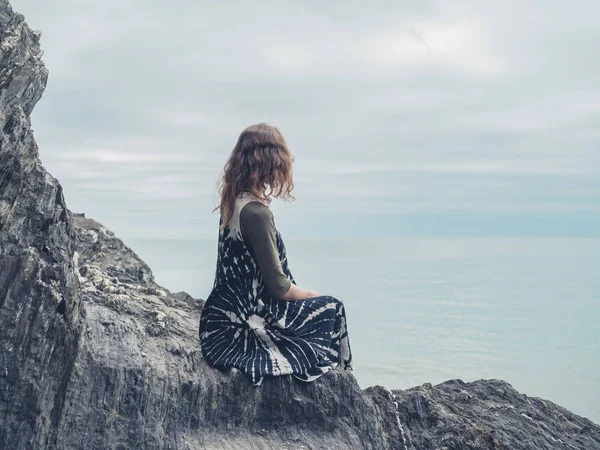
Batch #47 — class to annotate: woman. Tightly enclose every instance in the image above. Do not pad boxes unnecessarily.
[198,122,353,386]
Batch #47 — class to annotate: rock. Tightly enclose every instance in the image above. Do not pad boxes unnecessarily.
[172,290,205,310]
[392,378,600,449]
[0,1,84,449]
[0,1,599,449]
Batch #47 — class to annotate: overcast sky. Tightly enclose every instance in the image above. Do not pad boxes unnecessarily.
[13,0,600,239]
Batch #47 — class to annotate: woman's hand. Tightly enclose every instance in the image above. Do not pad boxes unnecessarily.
[281,283,323,301]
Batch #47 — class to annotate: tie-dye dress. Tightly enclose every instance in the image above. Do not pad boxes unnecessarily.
[198,192,353,386]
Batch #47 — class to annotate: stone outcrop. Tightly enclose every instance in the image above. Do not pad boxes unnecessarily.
[0,1,84,448]
[0,1,599,448]
[373,379,600,449]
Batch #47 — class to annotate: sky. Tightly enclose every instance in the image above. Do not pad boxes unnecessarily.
[13,0,600,239]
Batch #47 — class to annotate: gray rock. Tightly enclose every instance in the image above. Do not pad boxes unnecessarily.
[0,2,84,449]
[387,378,600,449]
[0,1,599,449]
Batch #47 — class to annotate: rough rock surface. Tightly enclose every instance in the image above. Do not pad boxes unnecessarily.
[370,379,600,449]
[0,0,599,449]
[0,1,84,448]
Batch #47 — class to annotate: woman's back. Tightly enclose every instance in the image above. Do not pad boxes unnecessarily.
[198,191,352,385]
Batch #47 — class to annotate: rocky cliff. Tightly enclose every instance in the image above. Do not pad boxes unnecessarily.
[0,1,599,449]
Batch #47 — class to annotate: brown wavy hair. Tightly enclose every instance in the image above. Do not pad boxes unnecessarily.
[214,122,295,228]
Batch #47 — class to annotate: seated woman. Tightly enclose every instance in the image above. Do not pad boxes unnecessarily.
[198,122,353,386]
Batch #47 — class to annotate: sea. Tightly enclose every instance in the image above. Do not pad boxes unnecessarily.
[127,236,600,424]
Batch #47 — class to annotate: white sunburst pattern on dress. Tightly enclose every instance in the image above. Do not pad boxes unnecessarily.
[198,193,353,386]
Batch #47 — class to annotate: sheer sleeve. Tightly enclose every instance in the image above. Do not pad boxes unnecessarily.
[240,201,292,299]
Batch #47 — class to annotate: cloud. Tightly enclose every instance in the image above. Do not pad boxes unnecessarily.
[12,0,600,238]
[328,159,588,176]
[53,149,189,163]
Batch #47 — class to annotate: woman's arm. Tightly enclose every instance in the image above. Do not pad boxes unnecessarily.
[280,283,322,301]
[240,201,322,301]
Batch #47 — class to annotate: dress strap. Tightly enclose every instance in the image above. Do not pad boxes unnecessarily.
[227,192,267,238]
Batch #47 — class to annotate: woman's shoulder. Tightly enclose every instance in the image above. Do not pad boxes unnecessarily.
[240,198,272,224]
[226,192,272,237]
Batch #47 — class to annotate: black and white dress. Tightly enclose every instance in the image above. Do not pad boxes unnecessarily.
[198,192,353,385]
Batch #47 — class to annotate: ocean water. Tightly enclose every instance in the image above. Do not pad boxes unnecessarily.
[127,237,600,424]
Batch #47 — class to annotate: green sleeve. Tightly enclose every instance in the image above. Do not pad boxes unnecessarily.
[240,201,292,299]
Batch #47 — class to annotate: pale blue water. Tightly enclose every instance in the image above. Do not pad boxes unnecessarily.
[127,237,600,424]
